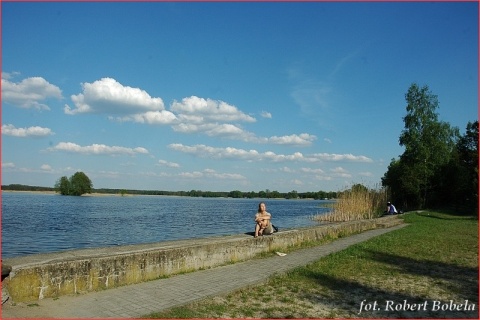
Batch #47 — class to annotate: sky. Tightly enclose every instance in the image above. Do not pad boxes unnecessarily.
[1,1,478,193]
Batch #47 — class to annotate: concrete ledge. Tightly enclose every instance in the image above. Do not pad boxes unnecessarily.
[3,215,403,302]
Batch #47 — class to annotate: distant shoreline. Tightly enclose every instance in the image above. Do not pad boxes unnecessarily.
[1,190,123,197]
[1,190,327,200]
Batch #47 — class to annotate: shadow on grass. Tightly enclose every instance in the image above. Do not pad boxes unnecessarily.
[363,249,478,298]
[301,249,478,318]
[416,211,478,221]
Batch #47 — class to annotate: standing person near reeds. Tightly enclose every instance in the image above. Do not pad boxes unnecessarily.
[254,202,273,237]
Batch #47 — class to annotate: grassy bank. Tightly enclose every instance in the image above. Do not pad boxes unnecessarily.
[146,211,478,318]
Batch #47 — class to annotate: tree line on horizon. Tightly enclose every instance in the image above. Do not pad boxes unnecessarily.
[2,183,337,200]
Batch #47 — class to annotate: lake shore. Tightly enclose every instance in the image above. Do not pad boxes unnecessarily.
[1,190,132,197]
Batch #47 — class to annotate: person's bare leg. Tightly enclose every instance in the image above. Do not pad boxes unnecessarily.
[255,223,261,237]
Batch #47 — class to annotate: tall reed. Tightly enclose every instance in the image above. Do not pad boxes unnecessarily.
[314,185,388,222]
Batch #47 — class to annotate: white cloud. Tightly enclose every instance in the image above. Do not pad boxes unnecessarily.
[300,167,325,174]
[330,167,352,178]
[291,179,304,186]
[113,110,177,125]
[61,78,318,146]
[170,96,262,141]
[65,77,167,116]
[179,171,204,178]
[268,133,316,146]
[178,168,246,180]
[312,153,373,162]
[168,143,372,164]
[40,164,53,171]
[171,96,256,123]
[157,159,180,168]
[173,122,245,137]
[2,162,15,168]
[48,142,149,156]
[324,138,332,144]
[1,73,62,110]
[261,111,272,118]
[2,124,54,137]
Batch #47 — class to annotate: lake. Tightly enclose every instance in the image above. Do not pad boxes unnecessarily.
[1,192,332,258]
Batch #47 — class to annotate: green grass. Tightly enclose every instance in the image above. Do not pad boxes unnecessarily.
[144,211,478,318]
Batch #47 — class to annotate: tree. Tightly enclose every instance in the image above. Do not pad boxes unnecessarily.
[228,190,243,198]
[69,172,93,196]
[55,176,71,195]
[286,190,298,199]
[54,172,93,196]
[445,121,479,212]
[383,83,459,209]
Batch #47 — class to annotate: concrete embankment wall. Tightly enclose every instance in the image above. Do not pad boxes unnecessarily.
[3,215,402,302]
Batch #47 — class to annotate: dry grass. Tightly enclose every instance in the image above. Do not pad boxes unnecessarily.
[314,186,387,222]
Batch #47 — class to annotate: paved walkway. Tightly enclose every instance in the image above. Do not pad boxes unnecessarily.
[2,224,406,318]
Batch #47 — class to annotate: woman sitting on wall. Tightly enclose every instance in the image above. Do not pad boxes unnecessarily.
[254,202,274,238]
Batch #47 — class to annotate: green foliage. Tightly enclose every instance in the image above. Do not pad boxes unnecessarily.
[55,176,70,195]
[54,172,93,196]
[1,184,53,192]
[382,83,472,211]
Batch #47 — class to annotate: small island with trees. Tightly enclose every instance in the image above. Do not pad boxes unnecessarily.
[54,171,93,196]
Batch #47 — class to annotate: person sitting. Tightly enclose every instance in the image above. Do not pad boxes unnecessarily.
[386,202,398,215]
[254,202,273,237]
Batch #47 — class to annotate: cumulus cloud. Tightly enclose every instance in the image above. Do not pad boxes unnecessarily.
[168,143,372,163]
[170,96,260,141]
[40,164,53,171]
[171,96,256,123]
[157,159,180,168]
[2,162,15,168]
[170,97,315,146]
[261,111,272,118]
[312,153,373,162]
[62,77,317,146]
[291,179,304,185]
[2,124,54,137]
[268,133,316,146]
[48,142,149,156]
[179,168,246,180]
[330,166,352,178]
[1,73,62,110]
[65,77,170,116]
[300,167,325,174]
[173,122,245,137]
[113,110,177,125]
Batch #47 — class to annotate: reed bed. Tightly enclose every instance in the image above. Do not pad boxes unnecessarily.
[314,186,387,222]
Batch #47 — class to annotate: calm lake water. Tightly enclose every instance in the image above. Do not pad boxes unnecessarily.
[1,192,333,258]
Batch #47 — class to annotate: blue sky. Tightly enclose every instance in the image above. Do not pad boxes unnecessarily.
[1,1,478,193]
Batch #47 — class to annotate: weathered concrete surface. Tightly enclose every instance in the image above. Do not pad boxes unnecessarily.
[2,215,402,302]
